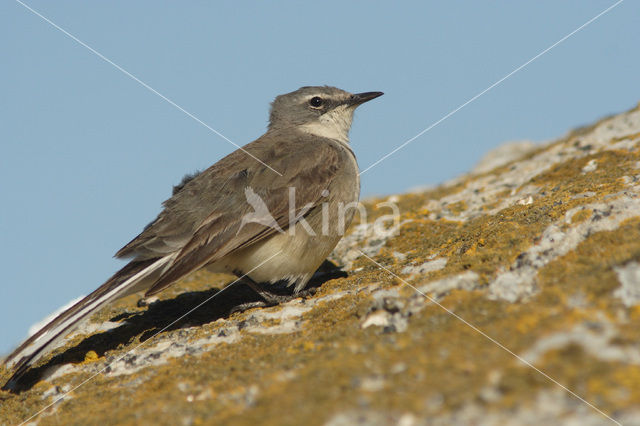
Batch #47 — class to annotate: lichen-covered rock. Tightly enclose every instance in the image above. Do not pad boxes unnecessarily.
[2,104,640,425]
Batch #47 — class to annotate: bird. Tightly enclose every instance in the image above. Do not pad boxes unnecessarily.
[3,86,383,390]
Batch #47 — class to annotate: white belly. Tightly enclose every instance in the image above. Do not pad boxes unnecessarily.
[212,221,341,292]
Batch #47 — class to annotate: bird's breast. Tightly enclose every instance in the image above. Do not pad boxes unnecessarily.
[214,141,360,291]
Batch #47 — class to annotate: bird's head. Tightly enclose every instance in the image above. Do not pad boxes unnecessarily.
[268,86,383,143]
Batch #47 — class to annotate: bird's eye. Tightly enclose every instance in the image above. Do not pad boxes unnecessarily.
[309,97,323,108]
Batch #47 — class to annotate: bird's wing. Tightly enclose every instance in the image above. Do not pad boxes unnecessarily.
[121,132,343,296]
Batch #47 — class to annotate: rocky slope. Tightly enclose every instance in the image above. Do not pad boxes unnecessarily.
[2,104,640,425]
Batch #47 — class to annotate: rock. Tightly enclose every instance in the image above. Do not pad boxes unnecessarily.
[471,140,538,175]
[3,104,640,425]
[614,261,640,307]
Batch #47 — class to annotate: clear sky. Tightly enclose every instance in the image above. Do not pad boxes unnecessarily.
[1,1,638,354]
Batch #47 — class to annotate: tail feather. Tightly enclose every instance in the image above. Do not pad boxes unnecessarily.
[3,255,174,390]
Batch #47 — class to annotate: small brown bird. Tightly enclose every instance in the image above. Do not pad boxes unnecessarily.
[3,86,382,389]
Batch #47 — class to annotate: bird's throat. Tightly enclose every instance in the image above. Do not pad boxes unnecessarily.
[299,106,354,145]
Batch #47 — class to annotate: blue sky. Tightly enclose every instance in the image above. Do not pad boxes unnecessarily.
[1,1,638,354]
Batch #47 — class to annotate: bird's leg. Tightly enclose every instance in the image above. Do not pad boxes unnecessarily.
[229,272,317,315]
[240,277,298,305]
[237,274,298,306]
[229,300,269,315]
[293,286,317,299]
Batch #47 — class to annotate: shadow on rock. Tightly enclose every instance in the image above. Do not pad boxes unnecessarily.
[5,261,347,393]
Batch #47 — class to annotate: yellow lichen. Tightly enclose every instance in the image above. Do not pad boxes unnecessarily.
[83,350,99,363]
[570,208,592,224]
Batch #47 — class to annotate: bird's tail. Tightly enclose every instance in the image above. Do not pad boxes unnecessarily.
[2,255,175,390]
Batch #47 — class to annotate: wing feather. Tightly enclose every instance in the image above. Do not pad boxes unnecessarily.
[122,132,341,295]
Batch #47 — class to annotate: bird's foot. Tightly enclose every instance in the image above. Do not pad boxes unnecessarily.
[249,287,300,305]
[229,300,269,315]
[295,286,317,299]
[228,291,297,315]
[239,276,316,305]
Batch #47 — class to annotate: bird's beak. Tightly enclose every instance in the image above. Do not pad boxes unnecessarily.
[348,91,384,106]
